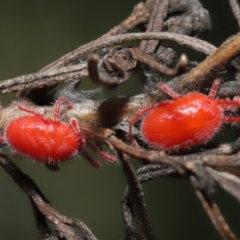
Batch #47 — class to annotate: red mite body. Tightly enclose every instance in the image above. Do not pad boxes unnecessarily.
[141,93,223,149]
[5,115,83,163]
[129,79,240,150]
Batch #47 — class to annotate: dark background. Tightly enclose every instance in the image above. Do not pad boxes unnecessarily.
[0,1,239,239]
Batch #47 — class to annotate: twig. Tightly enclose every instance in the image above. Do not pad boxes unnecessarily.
[0,153,98,240]
[87,48,188,89]
[167,32,240,94]
[0,33,215,94]
[194,188,237,240]
[229,0,240,28]
[119,152,154,240]
[121,165,175,240]
[41,32,215,71]
[0,63,87,94]
[139,0,169,53]
[206,168,240,203]
[102,3,149,38]
[30,198,53,240]
[121,192,141,240]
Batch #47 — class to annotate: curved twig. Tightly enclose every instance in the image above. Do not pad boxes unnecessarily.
[41,32,216,71]
[0,153,98,240]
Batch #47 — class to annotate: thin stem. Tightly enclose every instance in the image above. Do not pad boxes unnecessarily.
[41,32,216,71]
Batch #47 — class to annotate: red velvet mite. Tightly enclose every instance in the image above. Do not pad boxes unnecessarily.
[129,79,240,150]
[0,97,117,167]
[1,98,82,164]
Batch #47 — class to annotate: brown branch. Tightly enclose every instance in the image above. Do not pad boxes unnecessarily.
[0,153,98,240]
[139,0,169,53]
[105,133,240,239]
[87,48,188,89]
[0,63,87,94]
[120,153,154,240]
[206,168,240,203]
[195,189,237,240]
[0,33,214,94]
[30,198,53,239]
[176,32,240,92]
[40,32,215,71]
[102,3,149,38]
[121,164,176,239]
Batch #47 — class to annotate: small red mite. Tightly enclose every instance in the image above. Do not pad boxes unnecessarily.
[0,97,117,168]
[129,79,240,150]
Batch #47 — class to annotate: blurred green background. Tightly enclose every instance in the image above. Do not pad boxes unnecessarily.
[0,1,240,239]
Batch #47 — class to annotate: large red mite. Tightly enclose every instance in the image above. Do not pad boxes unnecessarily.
[0,97,117,167]
[129,79,240,150]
